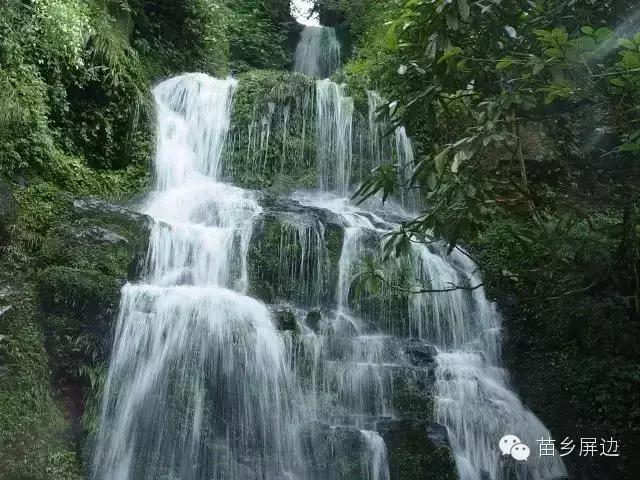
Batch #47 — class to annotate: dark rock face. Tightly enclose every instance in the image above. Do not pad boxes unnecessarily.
[305,309,322,332]
[377,419,458,480]
[273,305,298,331]
[391,365,435,420]
[299,421,367,480]
[0,178,17,248]
[36,197,153,443]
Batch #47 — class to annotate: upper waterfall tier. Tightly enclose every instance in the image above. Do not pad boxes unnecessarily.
[153,74,237,189]
[293,26,341,78]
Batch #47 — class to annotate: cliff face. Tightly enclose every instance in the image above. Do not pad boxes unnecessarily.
[0,196,151,478]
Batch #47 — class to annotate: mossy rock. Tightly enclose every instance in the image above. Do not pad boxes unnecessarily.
[306,309,322,332]
[377,419,457,480]
[32,198,152,454]
[39,266,121,318]
[391,366,435,420]
[247,202,344,307]
[299,421,367,479]
[272,305,298,332]
[228,70,318,191]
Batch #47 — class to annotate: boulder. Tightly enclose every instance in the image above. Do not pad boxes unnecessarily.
[391,366,435,420]
[247,200,344,307]
[35,197,153,444]
[305,309,322,332]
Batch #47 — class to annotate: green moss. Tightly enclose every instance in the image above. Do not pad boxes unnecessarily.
[391,369,434,419]
[0,288,82,480]
[39,266,121,316]
[247,214,344,306]
[228,70,318,191]
[379,420,457,480]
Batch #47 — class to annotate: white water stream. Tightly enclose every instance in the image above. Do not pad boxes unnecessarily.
[293,26,341,78]
[91,62,567,480]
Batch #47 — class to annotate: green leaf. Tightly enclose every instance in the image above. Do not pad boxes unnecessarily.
[385,27,398,50]
[581,26,594,35]
[446,12,459,30]
[618,38,636,50]
[434,147,450,175]
[427,172,437,190]
[594,27,613,41]
[451,155,461,173]
[438,46,462,64]
[619,142,640,153]
[609,77,625,87]
[458,0,470,21]
[496,57,513,70]
[621,51,640,69]
[544,48,563,58]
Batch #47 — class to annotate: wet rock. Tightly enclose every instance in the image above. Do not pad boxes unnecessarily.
[73,226,129,246]
[391,366,434,419]
[247,209,343,306]
[377,418,458,480]
[72,197,150,226]
[45,197,153,281]
[404,339,438,367]
[273,306,297,331]
[259,194,346,228]
[299,421,367,479]
[305,309,321,332]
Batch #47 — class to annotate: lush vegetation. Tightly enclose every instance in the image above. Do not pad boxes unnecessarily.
[1,0,639,478]
[0,1,291,476]
[322,0,640,477]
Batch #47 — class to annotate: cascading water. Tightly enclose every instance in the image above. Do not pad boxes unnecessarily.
[293,26,341,78]
[316,79,354,196]
[91,72,395,480]
[91,74,306,480]
[92,48,567,480]
[298,79,569,479]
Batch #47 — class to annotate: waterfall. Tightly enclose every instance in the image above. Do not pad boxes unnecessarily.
[316,79,353,196]
[294,26,341,78]
[91,74,305,480]
[298,77,567,478]
[91,69,566,479]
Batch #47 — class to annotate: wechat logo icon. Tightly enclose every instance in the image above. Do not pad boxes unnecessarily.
[499,434,531,461]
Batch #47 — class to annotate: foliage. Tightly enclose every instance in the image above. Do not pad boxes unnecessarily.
[347,0,640,287]
[474,211,640,477]
[227,0,290,73]
[339,2,640,477]
[0,287,83,480]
